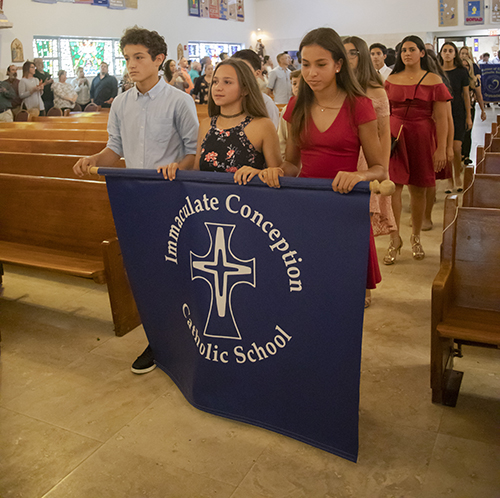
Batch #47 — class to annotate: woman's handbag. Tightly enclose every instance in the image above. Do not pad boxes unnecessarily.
[390,71,429,157]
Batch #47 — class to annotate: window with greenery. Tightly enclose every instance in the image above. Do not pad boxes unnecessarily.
[33,36,125,79]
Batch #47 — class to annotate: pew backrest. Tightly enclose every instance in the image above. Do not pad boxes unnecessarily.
[476,151,500,174]
[451,207,500,312]
[0,121,108,130]
[0,138,106,156]
[0,173,116,257]
[0,151,124,178]
[0,128,108,141]
[463,172,500,208]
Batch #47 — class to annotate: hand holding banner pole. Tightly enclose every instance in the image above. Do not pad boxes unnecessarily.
[369,179,395,196]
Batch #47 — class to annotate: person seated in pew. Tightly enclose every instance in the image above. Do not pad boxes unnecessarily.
[52,70,78,111]
[158,58,282,184]
[73,25,199,375]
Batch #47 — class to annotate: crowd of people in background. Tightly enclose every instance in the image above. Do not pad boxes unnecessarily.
[67,25,492,372]
[0,26,488,345]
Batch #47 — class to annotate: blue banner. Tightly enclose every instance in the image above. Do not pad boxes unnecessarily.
[464,0,484,25]
[102,169,371,462]
[480,64,500,102]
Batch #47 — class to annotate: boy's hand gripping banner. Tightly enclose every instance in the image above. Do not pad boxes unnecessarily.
[101,169,370,462]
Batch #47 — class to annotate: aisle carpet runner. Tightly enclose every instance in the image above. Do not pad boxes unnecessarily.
[101,169,371,462]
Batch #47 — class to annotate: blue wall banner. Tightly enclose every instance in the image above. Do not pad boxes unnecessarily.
[480,64,500,102]
[102,169,371,462]
[464,0,484,25]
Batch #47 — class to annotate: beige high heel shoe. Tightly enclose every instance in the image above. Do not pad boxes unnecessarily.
[410,234,425,260]
[383,236,403,265]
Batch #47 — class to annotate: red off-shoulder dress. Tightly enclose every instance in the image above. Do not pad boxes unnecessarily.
[385,81,452,187]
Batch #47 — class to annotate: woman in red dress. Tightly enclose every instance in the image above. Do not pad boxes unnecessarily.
[384,36,450,263]
[259,27,387,305]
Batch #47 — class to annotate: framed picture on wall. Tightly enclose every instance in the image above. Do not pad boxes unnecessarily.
[11,39,24,63]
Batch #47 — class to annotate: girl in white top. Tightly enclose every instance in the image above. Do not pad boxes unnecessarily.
[18,61,45,112]
[72,67,91,107]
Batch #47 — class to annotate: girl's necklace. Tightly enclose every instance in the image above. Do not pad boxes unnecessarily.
[220,111,245,119]
[315,91,341,112]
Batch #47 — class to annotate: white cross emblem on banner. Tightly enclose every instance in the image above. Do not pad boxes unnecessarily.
[190,223,256,339]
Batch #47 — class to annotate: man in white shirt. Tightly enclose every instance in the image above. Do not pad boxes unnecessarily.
[266,53,292,104]
[232,49,280,129]
[478,52,490,64]
[370,43,392,81]
[73,26,199,374]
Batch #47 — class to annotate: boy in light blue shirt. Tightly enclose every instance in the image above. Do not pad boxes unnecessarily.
[74,26,199,374]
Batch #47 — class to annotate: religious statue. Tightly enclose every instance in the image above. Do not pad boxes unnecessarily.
[11,39,24,62]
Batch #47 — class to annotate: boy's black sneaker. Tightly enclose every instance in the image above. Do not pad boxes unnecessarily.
[131,345,156,374]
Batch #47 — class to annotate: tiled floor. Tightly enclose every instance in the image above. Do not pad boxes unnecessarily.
[1,112,499,498]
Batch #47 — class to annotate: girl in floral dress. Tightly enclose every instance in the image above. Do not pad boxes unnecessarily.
[158,58,282,182]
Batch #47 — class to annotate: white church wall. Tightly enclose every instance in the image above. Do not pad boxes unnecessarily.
[0,0,257,73]
[254,0,500,61]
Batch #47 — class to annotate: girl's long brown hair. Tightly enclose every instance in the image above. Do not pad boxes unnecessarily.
[343,36,384,92]
[291,27,365,144]
[207,59,268,119]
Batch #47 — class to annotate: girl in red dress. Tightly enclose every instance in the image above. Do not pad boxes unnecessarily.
[384,36,450,263]
[259,27,387,305]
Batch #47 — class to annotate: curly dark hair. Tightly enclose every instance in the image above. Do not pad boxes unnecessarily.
[120,26,167,71]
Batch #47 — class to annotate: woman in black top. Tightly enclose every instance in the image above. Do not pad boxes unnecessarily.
[192,64,214,104]
[439,42,472,192]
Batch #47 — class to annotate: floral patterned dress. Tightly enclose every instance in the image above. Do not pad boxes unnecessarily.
[199,116,266,173]
[357,94,397,236]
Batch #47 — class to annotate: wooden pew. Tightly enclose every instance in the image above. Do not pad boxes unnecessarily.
[431,195,500,406]
[34,112,108,122]
[196,103,209,122]
[476,151,500,174]
[488,137,500,152]
[0,128,108,141]
[0,138,106,156]
[0,173,140,336]
[0,121,108,130]
[0,151,124,178]
[463,166,500,208]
